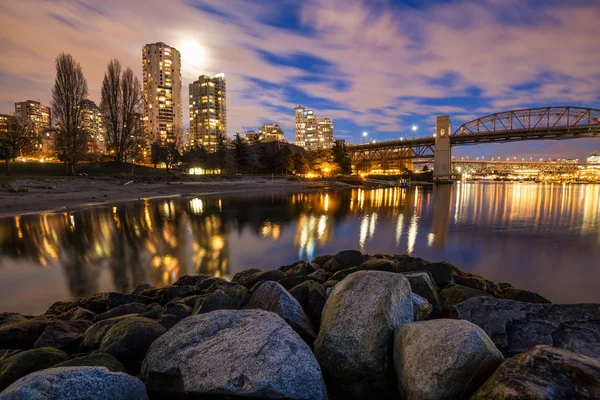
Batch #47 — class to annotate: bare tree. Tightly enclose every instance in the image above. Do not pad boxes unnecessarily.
[100,59,144,163]
[0,117,32,175]
[51,53,89,175]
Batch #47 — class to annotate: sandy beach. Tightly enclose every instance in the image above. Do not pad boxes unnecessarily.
[0,177,354,218]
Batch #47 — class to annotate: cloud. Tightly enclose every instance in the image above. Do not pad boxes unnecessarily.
[0,0,598,158]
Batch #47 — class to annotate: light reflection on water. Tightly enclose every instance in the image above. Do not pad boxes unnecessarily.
[1,182,599,314]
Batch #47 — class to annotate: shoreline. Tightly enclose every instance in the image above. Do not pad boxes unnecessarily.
[1,251,598,398]
[0,177,357,218]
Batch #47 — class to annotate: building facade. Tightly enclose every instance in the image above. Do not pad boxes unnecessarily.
[244,130,259,143]
[142,42,183,145]
[587,153,600,165]
[80,100,106,155]
[189,74,227,152]
[14,100,51,155]
[259,123,284,142]
[295,105,333,150]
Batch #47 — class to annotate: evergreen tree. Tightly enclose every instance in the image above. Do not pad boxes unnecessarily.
[232,132,249,173]
[332,141,353,175]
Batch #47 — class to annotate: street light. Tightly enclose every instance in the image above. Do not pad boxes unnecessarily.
[362,131,368,145]
[412,125,417,140]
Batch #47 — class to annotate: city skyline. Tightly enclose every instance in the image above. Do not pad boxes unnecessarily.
[0,0,599,159]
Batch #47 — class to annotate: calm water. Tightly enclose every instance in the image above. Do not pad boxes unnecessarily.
[1,182,599,314]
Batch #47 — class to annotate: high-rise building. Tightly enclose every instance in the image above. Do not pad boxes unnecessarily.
[295,105,334,150]
[79,100,105,154]
[14,100,51,132]
[142,42,183,145]
[189,73,227,152]
[259,123,285,142]
[245,130,259,143]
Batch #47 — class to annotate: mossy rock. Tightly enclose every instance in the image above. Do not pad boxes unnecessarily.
[0,347,68,391]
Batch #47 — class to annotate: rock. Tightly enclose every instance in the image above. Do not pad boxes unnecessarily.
[440,284,491,316]
[137,288,165,303]
[0,314,26,327]
[0,366,148,399]
[282,261,316,277]
[231,268,263,287]
[471,345,600,400]
[322,280,339,292]
[244,281,316,343]
[358,258,396,272]
[456,297,600,358]
[53,353,126,373]
[243,270,286,289]
[454,274,503,297]
[311,254,333,267]
[502,288,551,304]
[394,319,504,400]
[0,318,49,349]
[396,259,454,288]
[330,267,359,282]
[162,302,192,320]
[193,287,246,314]
[46,301,75,316]
[73,292,155,314]
[131,283,153,294]
[289,281,327,331]
[156,314,181,330]
[56,307,96,321]
[33,320,92,353]
[277,275,318,290]
[92,303,149,323]
[163,285,198,303]
[195,277,237,293]
[80,315,136,352]
[323,250,364,274]
[138,303,163,320]
[180,294,203,308]
[141,309,327,399]
[99,316,166,375]
[314,271,413,398]
[401,272,441,314]
[0,347,68,391]
[0,351,20,363]
[172,274,209,286]
[411,293,433,321]
[308,268,328,283]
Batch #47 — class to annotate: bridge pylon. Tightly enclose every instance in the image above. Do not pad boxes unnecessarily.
[433,116,452,182]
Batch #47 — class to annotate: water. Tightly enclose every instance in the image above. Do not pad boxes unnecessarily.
[1,182,599,314]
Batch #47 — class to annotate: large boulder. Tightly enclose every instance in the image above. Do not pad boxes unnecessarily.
[141,309,327,399]
[280,261,316,277]
[307,268,328,283]
[172,274,209,286]
[440,284,491,316]
[0,314,26,327]
[277,275,318,291]
[358,258,396,272]
[244,281,316,342]
[162,285,198,303]
[314,270,413,398]
[471,345,600,399]
[394,319,504,400]
[33,320,92,353]
[456,297,600,358]
[80,314,136,352]
[411,293,433,321]
[502,288,551,304]
[68,292,155,314]
[93,303,149,322]
[395,258,454,288]
[193,286,246,314]
[289,281,327,331]
[243,270,286,289]
[0,347,68,391]
[231,268,263,287]
[0,318,49,349]
[402,272,442,314]
[0,366,148,400]
[323,250,364,274]
[99,316,166,375]
[55,307,96,321]
[53,353,126,373]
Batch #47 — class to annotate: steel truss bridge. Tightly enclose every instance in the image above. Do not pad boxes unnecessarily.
[452,160,589,175]
[348,106,600,168]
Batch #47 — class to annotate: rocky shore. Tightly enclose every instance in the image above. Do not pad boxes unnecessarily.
[1,251,599,399]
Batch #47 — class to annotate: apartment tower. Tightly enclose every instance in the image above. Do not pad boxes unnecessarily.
[189,74,227,152]
[142,42,183,145]
[295,105,334,150]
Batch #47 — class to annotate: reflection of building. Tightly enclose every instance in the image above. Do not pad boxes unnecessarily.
[142,42,183,145]
[80,100,106,154]
[259,123,285,142]
[295,105,334,150]
[294,213,333,260]
[189,74,227,152]
[15,100,51,155]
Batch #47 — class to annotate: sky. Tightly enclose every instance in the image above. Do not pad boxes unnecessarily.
[0,0,599,159]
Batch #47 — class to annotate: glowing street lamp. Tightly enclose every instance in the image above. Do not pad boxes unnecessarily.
[362,131,368,145]
[412,125,418,140]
